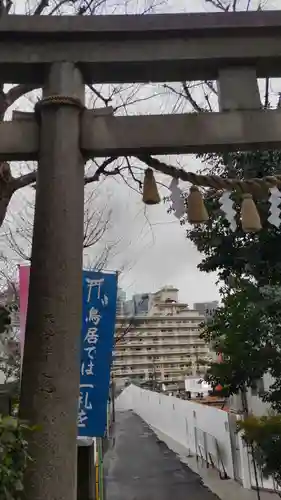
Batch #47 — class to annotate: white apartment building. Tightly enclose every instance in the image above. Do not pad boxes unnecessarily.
[112,286,210,386]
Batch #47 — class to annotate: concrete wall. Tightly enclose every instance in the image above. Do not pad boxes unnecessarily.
[116,385,236,480]
[117,385,280,492]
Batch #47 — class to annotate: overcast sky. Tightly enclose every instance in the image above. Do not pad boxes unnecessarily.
[2,0,280,306]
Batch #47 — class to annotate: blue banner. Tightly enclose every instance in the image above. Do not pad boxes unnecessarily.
[78,270,117,437]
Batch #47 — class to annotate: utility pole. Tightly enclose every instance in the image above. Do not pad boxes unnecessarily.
[19,63,85,500]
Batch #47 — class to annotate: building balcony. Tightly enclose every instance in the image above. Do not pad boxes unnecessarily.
[117,339,203,345]
[115,339,201,347]
[162,366,187,372]
[113,368,148,376]
[115,345,188,352]
[114,340,206,351]
[115,330,202,339]
[112,370,187,384]
[112,364,191,374]
[113,357,192,367]
[113,347,209,357]
[162,374,185,381]
[115,319,203,328]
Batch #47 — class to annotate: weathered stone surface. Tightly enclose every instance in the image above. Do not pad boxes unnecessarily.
[19,62,85,500]
[1,12,281,83]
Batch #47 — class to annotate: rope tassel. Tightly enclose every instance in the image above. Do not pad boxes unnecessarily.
[241,193,262,232]
[142,168,161,205]
[187,186,208,223]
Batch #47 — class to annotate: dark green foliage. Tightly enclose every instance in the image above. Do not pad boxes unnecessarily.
[186,150,281,285]
[0,306,10,336]
[0,415,33,500]
[0,301,20,385]
[238,415,281,489]
[183,149,281,399]
[184,149,281,486]
[202,282,281,407]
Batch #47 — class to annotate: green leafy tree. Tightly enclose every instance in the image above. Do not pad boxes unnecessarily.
[186,150,281,286]
[0,306,11,336]
[202,283,281,399]
[0,415,33,500]
[200,282,281,488]
[0,302,20,385]
[177,149,281,492]
[238,415,281,491]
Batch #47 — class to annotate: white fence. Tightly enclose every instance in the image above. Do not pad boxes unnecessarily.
[116,384,270,491]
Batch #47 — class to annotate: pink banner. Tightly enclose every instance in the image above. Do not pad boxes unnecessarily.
[19,265,30,357]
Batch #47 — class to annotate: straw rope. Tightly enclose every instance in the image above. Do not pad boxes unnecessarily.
[139,155,281,193]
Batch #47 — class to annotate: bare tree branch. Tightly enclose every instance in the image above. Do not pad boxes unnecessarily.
[33,0,49,14]
[13,171,37,191]
[205,81,218,96]
[205,0,230,11]
[4,182,118,269]
[246,0,253,10]
[5,84,38,109]
[125,157,142,191]
[83,189,112,249]
[264,78,270,109]
[84,157,118,184]
[87,84,112,107]
[182,82,205,113]
[204,91,212,112]
[13,156,119,194]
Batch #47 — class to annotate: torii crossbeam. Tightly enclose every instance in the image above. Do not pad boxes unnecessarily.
[2,10,281,83]
[3,108,281,160]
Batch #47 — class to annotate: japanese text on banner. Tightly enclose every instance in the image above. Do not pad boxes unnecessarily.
[78,271,117,438]
[78,277,110,430]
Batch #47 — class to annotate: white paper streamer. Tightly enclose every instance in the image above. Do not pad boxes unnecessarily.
[268,186,281,228]
[219,191,237,231]
[169,178,185,220]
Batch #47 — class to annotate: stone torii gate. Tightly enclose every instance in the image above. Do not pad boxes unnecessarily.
[2,9,281,500]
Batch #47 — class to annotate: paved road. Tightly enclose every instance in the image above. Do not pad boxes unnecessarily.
[104,410,219,500]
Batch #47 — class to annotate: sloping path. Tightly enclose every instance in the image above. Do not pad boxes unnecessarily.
[104,410,219,500]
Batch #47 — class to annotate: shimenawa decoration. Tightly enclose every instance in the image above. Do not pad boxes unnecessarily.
[141,159,281,233]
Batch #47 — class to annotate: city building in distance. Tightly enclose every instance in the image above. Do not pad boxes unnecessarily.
[116,288,127,316]
[194,301,219,319]
[123,293,153,317]
[113,286,211,389]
